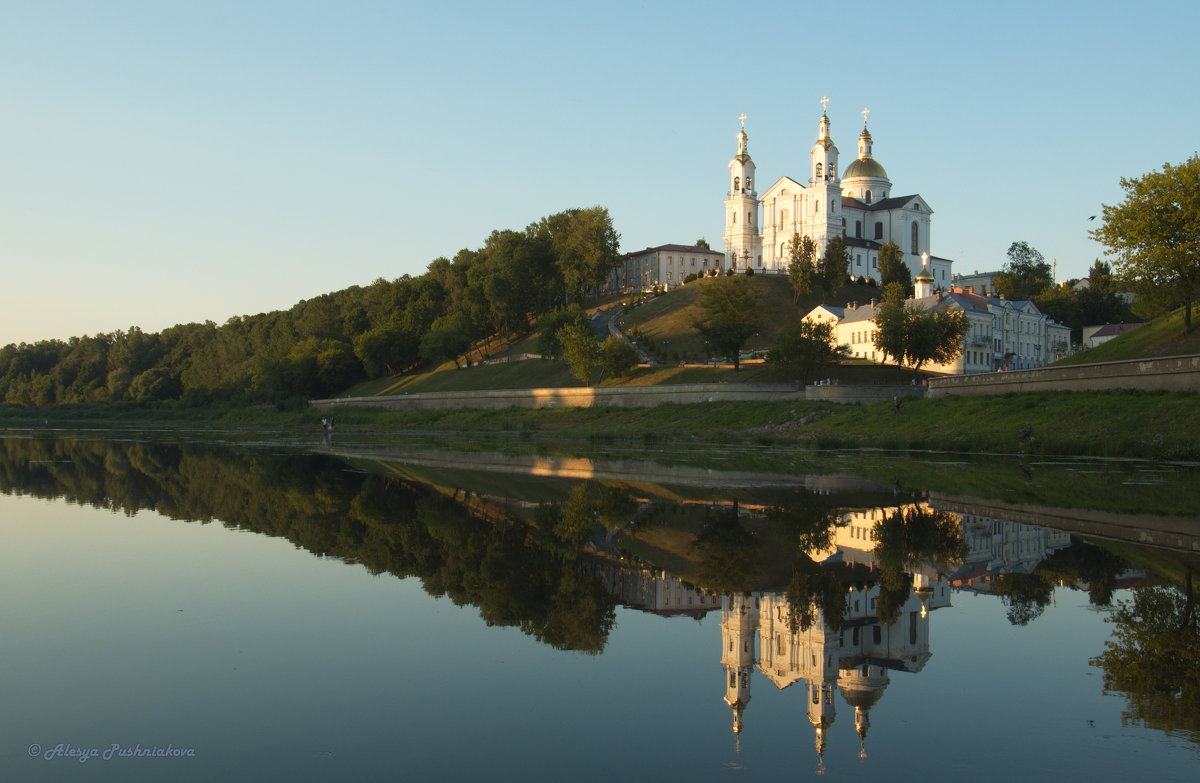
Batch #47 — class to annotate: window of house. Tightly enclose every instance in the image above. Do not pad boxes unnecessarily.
[856,254,862,267]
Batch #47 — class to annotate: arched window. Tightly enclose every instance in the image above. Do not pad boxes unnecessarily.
[732,211,736,224]
[733,176,740,191]
[829,163,836,179]
[865,190,873,204]
[781,208,789,227]
[855,220,862,238]
[830,199,836,213]
[911,222,919,254]
[815,200,820,213]
[781,242,786,258]
[815,163,823,179]
[747,211,753,224]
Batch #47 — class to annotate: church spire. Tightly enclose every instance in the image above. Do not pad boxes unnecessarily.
[915,253,935,298]
[810,97,839,185]
[857,107,874,159]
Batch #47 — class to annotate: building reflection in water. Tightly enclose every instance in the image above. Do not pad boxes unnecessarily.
[585,561,721,617]
[716,503,1074,771]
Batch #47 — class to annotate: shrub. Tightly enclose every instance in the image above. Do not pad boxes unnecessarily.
[745,267,755,276]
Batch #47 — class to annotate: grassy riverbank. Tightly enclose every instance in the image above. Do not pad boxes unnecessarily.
[3,388,1197,460]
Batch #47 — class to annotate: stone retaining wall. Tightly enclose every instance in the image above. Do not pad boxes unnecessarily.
[928,353,1200,398]
[311,383,806,412]
[806,384,929,404]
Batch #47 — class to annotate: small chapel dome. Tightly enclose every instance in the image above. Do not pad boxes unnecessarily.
[843,157,889,180]
[840,686,885,710]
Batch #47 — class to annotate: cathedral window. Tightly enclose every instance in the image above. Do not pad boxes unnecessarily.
[747,211,753,224]
[911,222,919,254]
[732,212,736,224]
[815,163,823,179]
[781,208,789,228]
[865,190,873,204]
[873,222,883,239]
[733,176,740,191]
[829,163,836,179]
[830,199,836,213]
[855,221,862,238]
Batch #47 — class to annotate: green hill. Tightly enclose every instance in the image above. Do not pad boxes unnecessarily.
[618,273,879,362]
[1053,304,1200,366]
[337,273,904,397]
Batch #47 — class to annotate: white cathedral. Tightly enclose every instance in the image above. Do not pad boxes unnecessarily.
[722,101,953,290]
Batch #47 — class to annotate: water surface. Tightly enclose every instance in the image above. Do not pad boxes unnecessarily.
[1,436,1196,781]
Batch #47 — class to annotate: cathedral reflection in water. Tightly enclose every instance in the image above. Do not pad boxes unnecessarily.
[591,502,1078,768]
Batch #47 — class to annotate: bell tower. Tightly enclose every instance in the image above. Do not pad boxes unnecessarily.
[723,114,760,271]
[807,97,841,253]
[721,593,758,737]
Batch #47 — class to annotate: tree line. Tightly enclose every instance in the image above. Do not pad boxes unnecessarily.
[0,207,621,406]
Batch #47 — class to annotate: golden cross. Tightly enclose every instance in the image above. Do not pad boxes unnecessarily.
[861,107,870,126]
[738,113,746,130]
[820,96,829,113]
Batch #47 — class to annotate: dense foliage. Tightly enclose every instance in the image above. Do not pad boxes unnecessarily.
[0,207,621,406]
[1091,155,1200,333]
[692,275,762,370]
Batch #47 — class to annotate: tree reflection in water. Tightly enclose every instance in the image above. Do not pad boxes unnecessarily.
[3,436,1197,748]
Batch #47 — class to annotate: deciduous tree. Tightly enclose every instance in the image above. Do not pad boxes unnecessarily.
[877,241,912,294]
[598,336,638,379]
[818,235,849,294]
[556,321,599,385]
[786,233,817,303]
[693,275,761,370]
[1091,155,1200,333]
[994,241,1053,301]
[767,320,842,383]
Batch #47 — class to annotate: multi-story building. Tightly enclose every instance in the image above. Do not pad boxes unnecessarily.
[612,243,724,291]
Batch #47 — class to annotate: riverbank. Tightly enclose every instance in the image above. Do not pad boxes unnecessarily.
[2,388,1198,460]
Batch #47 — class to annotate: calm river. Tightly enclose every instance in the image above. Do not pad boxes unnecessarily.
[1,434,1197,782]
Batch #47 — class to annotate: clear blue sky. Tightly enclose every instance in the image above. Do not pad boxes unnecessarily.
[3,0,1197,345]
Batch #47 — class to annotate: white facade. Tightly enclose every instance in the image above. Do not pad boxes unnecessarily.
[720,575,950,764]
[615,244,724,291]
[805,288,1072,374]
[723,105,952,288]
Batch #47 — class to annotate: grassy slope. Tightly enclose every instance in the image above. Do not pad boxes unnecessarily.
[617,274,881,360]
[337,274,904,397]
[1053,303,1200,366]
